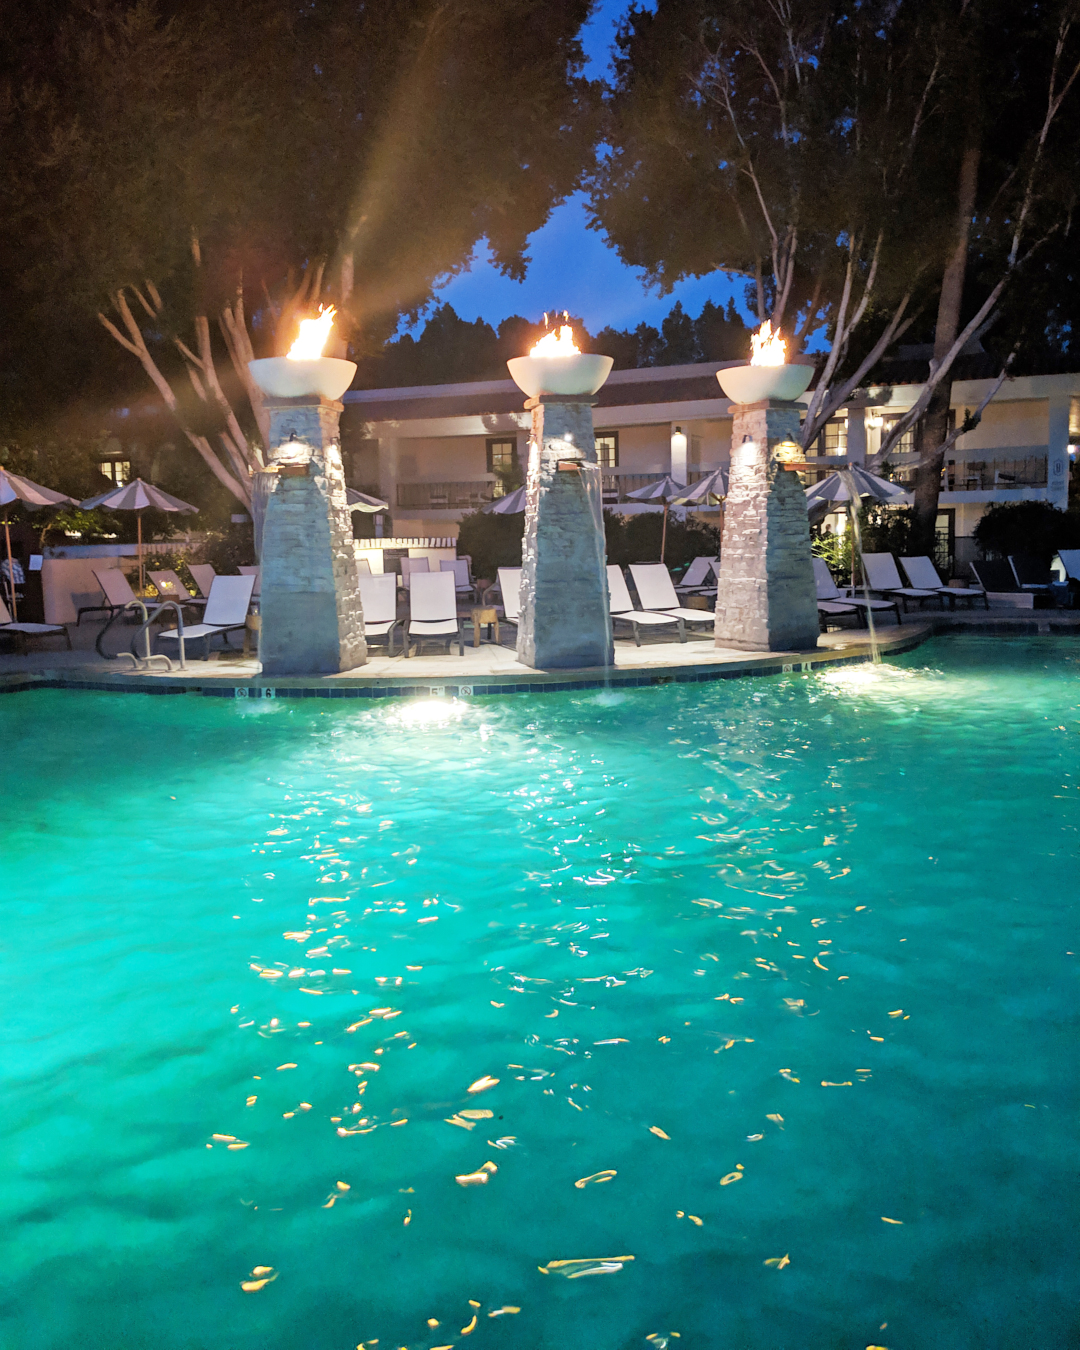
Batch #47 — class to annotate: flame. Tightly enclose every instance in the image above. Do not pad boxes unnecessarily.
[287,306,336,361]
[530,325,580,357]
[749,320,786,367]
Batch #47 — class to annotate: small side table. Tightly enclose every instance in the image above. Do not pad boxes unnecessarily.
[470,605,500,647]
[243,612,260,657]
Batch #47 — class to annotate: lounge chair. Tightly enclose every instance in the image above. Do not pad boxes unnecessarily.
[899,556,988,609]
[356,557,372,575]
[861,553,943,611]
[629,564,714,635]
[155,574,257,660]
[675,556,719,596]
[440,558,476,602]
[148,569,207,612]
[496,566,522,627]
[405,571,463,656]
[0,594,71,651]
[969,559,1046,609]
[607,564,685,644]
[77,568,145,625]
[1009,553,1053,592]
[358,573,400,656]
[813,557,902,627]
[238,565,261,598]
[187,563,217,600]
[400,556,429,590]
[1054,549,1080,581]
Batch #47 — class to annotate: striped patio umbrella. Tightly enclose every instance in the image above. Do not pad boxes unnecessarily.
[481,486,527,514]
[625,474,688,562]
[80,479,199,596]
[670,467,729,507]
[805,466,910,590]
[346,488,389,513]
[0,468,76,620]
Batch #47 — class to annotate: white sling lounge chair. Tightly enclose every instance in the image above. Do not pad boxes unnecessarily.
[155,573,256,661]
[862,553,942,611]
[607,564,684,644]
[496,567,522,627]
[187,563,217,600]
[406,571,463,656]
[238,565,261,597]
[358,572,400,656]
[813,557,902,627]
[440,558,475,601]
[900,555,987,609]
[629,564,714,634]
[400,557,429,590]
[675,555,719,596]
[77,568,144,625]
[0,594,71,651]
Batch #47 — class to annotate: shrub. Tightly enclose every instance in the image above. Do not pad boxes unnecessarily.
[972,502,1080,564]
[197,523,257,574]
[455,509,525,581]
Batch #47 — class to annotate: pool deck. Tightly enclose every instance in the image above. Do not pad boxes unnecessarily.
[3,604,1078,699]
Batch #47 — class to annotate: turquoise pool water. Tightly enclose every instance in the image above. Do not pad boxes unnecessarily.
[2,636,1078,1350]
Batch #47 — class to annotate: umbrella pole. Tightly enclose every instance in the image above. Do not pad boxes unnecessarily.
[3,512,16,621]
[661,503,669,564]
[138,513,144,596]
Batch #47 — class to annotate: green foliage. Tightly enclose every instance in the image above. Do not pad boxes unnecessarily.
[455,506,724,583]
[812,504,914,583]
[972,502,1080,565]
[197,524,257,575]
[355,297,751,389]
[455,509,525,583]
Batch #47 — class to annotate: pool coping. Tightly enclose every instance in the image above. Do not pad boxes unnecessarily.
[0,618,972,700]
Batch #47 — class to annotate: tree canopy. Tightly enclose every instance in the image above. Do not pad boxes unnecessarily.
[0,0,596,496]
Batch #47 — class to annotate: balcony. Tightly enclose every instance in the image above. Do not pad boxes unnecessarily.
[396,481,497,510]
[891,457,1048,492]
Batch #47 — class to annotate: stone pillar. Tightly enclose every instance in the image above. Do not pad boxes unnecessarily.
[714,399,820,653]
[517,395,613,670]
[257,396,367,675]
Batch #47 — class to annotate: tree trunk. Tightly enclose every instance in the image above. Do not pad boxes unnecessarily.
[910,139,981,559]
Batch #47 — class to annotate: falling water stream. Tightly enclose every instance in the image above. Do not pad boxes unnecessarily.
[843,479,881,664]
[580,461,614,688]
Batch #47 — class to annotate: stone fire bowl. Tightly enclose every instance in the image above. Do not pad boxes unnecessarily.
[248,356,357,400]
[717,363,813,404]
[507,353,614,399]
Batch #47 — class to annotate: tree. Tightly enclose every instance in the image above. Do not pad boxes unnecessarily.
[588,0,1080,550]
[1,0,596,504]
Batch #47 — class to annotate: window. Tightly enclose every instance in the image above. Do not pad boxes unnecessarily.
[881,417,914,455]
[817,420,847,457]
[594,432,619,469]
[486,438,517,475]
[100,459,131,485]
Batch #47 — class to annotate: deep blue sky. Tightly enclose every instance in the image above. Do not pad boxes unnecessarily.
[416,0,746,337]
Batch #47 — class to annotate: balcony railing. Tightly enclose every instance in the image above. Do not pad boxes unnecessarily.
[397,471,716,511]
[396,481,496,510]
[891,457,1048,492]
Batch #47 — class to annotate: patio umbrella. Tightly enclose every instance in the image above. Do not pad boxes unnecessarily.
[481,486,527,514]
[670,467,729,507]
[805,466,909,589]
[0,468,76,621]
[624,474,687,563]
[80,478,199,596]
[346,488,389,513]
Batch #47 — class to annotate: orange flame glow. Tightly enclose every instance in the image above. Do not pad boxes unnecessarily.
[530,325,580,357]
[749,320,786,366]
[287,306,336,360]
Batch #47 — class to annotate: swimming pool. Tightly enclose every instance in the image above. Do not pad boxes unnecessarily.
[2,636,1077,1349]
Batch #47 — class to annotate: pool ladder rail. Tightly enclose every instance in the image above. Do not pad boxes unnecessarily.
[96,599,188,672]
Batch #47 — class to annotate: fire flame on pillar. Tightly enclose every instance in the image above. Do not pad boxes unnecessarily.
[530,324,580,357]
[287,306,337,360]
[749,319,786,366]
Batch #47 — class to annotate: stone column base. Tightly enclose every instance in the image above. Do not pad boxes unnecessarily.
[714,399,819,652]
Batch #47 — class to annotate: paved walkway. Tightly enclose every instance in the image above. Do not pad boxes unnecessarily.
[2,601,1077,698]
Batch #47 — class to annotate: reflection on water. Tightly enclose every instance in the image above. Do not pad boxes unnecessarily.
[0,636,1078,1349]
